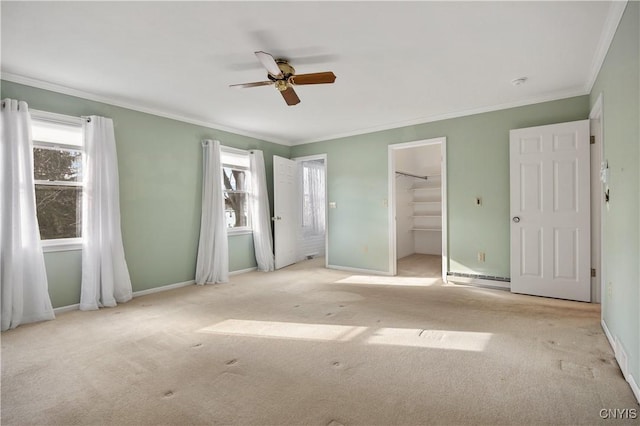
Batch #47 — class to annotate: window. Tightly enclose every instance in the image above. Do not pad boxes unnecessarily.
[31,111,84,250]
[221,148,251,233]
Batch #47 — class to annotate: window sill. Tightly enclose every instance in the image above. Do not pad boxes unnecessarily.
[227,228,253,236]
[42,238,82,252]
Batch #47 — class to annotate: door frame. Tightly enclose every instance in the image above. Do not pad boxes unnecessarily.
[292,153,329,268]
[590,93,604,303]
[388,137,448,280]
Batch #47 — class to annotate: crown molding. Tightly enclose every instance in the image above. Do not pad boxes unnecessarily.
[584,0,628,93]
[292,87,589,146]
[1,72,293,147]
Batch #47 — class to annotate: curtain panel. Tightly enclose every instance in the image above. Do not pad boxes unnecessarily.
[0,99,55,330]
[195,139,229,284]
[80,116,132,310]
[249,150,275,272]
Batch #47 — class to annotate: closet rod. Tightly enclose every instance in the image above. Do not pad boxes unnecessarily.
[395,171,435,181]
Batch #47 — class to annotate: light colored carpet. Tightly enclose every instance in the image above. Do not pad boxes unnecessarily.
[2,254,638,425]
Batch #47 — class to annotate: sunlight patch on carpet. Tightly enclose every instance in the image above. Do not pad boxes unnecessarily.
[198,319,367,342]
[367,328,492,352]
[334,275,440,287]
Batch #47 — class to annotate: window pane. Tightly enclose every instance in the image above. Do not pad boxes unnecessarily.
[222,167,248,191]
[35,185,82,239]
[33,148,82,182]
[224,192,249,228]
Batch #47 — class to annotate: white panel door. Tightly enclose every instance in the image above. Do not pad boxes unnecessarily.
[509,120,590,301]
[273,155,297,269]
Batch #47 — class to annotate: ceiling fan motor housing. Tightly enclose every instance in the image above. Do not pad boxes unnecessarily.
[267,61,296,90]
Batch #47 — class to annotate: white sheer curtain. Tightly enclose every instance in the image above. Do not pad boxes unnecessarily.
[80,116,132,310]
[302,160,326,236]
[195,139,229,284]
[1,99,55,330]
[249,150,275,271]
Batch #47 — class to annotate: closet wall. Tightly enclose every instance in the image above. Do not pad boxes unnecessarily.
[395,144,442,259]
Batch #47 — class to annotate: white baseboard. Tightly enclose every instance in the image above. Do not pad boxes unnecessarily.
[229,267,257,276]
[601,319,640,404]
[327,264,393,276]
[53,304,80,314]
[132,279,195,297]
[53,279,196,313]
[51,269,257,314]
[447,276,510,290]
[601,319,615,349]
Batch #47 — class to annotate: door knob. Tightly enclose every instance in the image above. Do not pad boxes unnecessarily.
[512,216,520,223]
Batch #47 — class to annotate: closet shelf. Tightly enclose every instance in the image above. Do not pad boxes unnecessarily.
[410,186,440,191]
[412,215,441,218]
[410,201,441,204]
[411,228,442,231]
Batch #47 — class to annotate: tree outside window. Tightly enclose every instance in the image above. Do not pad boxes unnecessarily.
[31,116,84,242]
[220,149,251,231]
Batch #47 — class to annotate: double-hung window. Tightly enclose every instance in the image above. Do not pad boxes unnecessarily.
[220,148,251,233]
[31,110,84,251]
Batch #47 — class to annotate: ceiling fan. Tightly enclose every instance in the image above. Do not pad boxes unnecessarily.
[230,51,336,106]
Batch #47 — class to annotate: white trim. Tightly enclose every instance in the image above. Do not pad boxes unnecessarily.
[327,264,393,276]
[589,93,604,120]
[4,72,587,149]
[220,144,250,156]
[293,89,588,146]
[227,228,253,236]
[42,239,82,252]
[629,374,640,404]
[132,280,195,297]
[388,137,448,280]
[229,266,258,276]
[447,276,510,291]
[2,72,292,147]
[601,318,616,352]
[584,1,628,93]
[30,109,83,127]
[292,153,329,269]
[53,303,80,314]
[602,319,640,404]
[590,93,604,304]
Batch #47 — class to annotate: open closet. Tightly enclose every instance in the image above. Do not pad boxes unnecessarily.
[390,139,446,277]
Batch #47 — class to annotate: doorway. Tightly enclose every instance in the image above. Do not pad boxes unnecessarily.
[273,154,328,269]
[388,138,448,279]
[295,155,327,265]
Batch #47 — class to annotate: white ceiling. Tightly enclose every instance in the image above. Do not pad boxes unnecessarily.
[1,1,624,146]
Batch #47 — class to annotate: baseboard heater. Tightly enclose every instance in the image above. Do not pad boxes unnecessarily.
[447,272,510,282]
[447,272,510,290]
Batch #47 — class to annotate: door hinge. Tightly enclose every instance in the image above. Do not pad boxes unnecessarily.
[590,135,595,144]
[591,268,596,277]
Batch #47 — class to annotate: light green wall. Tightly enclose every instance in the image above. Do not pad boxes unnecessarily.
[590,1,639,388]
[1,80,290,308]
[291,97,590,275]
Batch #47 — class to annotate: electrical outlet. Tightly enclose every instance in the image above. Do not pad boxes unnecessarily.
[607,282,613,298]
[329,202,337,209]
[478,252,485,262]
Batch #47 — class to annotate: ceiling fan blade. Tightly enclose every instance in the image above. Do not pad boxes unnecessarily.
[280,87,300,106]
[290,72,336,85]
[229,81,273,89]
[255,51,283,78]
